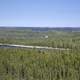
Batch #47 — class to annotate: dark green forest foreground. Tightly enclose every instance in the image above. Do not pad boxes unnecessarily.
[0,48,80,80]
[0,27,80,80]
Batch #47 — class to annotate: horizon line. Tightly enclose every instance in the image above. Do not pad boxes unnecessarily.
[0,26,80,28]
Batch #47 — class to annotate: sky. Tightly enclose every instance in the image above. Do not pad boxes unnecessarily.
[0,0,80,27]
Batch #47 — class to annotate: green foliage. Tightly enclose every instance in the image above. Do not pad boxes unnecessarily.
[0,28,80,49]
[0,48,80,80]
[0,27,80,80]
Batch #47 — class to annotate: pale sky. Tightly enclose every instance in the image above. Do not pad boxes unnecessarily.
[0,0,80,27]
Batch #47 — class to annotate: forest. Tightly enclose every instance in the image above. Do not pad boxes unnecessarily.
[0,27,80,80]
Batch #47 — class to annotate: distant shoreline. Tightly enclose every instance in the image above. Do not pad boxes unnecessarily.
[0,43,70,50]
